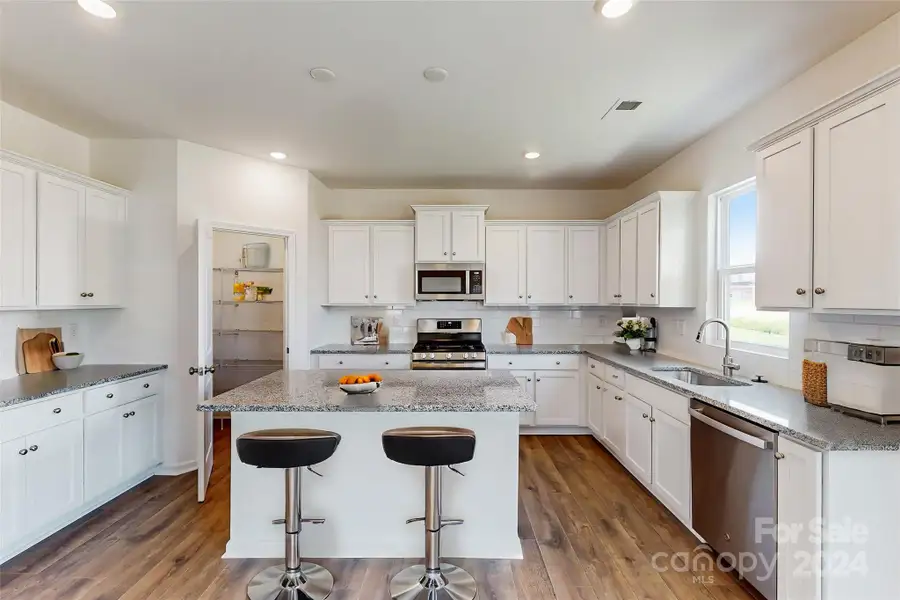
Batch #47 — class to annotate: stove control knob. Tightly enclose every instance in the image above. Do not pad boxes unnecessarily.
[446,353,453,359]
[464,353,469,359]
[429,353,435,359]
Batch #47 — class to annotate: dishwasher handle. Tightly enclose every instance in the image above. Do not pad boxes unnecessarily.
[689,408,773,450]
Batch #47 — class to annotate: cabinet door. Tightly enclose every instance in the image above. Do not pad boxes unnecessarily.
[526,226,566,305]
[587,375,604,436]
[83,188,126,306]
[0,163,37,308]
[604,220,621,304]
[619,213,638,304]
[534,371,580,426]
[0,437,29,550]
[450,210,484,262]
[602,387,626,456]
[651,410,691,524]
[372,225,414,305]
[328,226,371,304]
[25,420,84,534]
[511,370,536,426]
[636,203,660,305]
[567,226,600,305]
[84,406,125,502]
[814,86,900,310]
[122,395,159,481]
[777,437,822,600]
[624,394,652,485]
[485,226,526,305]
[415,211,451,262]
[756,130,813,309]
[37,173,85,306]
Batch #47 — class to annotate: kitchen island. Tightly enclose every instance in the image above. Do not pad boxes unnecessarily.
[198,369,534,560]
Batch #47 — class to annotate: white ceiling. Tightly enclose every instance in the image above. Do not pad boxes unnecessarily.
[1,1,897,188]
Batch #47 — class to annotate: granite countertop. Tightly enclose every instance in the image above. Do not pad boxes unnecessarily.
[311,344,415,355]
[198,369,535,413]
[0,364,169,410]
[484,344,586,355]
[581,344,900,452]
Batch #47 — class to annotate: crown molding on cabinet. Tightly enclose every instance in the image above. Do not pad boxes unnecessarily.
[0,149,130,195]
[748,64,900,152]
[411,204,490,214]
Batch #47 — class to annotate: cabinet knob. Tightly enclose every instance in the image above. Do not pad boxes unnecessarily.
[452,252,457,256]
[52,407,62,414]
[615,395,623,401]
[649,293,655,298]
[775,452,785,460]
[596,385,601,390]
[29,445,38,452]
[536,378,541,382]
[796,288,807,295]
[338,361,344,365]
[814,287,825,295]
[508,361,513,365]
[527,378,532,382]
[642,413,649,419]
[527,295,532,299]
[18,449,27,456]
[612,374,619,379]
[373,295,378,299]
[519,295,523,299]
[385,361,389,365]
[443,252,448,256]
[364,295,369,299]
[556,361,560,365]
[143,383,150,388]
[87,292,94,298]
[80,293,88,298]
[130,411,136,417]
[123,412,130,418]
[590,364,595,368]
[649,417,656,423]
[569,295,573,299]
[107,393,114,399]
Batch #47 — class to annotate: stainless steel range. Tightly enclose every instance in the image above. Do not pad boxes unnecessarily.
[411,318,487,370]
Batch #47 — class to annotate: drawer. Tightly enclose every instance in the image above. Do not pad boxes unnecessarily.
[626,375,689,424]
[0,392,84,442]
[84,373,164,415]
[587,357,603,375]
[318,354,410,370]
[120,373,164,403]
[605,365,626,388]
[487,354,581,371]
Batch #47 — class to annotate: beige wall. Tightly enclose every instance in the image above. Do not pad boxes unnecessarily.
[1,101,91,175]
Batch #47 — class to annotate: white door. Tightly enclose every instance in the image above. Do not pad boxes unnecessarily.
[636,203,660,305]
[567,226,601,305]
[814,86,900,310]
[651,410,691,524]
[602,387,626,456]
[83,188,126,306]
[526,226,566,305]
[0,437,28,551]
[37,173,85,307]
[25,420,84,534]
[534,371,580,426]
[450,210,484,262]
[123,395,160,480]
[619,213,638,304]
[756,130,814,309]
[624,394,652,485]
[415,211,451,262]
[83,406,125,502]
[328,225,371,304]
[605,220,621,304]
[196,221,215,502]
[485,226,526,305]
[0,163,37,308]
[587,375,604,436]
[372,225,414,305]
[511,370,535,426]
[777,437,823,600]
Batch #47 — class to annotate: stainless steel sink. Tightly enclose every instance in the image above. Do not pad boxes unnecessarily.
[651,367,750,387]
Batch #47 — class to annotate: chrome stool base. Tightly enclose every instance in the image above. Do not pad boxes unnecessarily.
[247,564,334,600]
[390,564,477,600]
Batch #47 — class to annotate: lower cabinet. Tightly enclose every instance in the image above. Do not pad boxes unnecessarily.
[586,374,603,435]
[511,371,536,426]
[624,394,653,485]
[651,409,691,524]
[601,387,626,456]
[534,371,580,426]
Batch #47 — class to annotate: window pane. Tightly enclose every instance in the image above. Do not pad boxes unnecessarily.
[723,272,788,348]
[727,188,757,267]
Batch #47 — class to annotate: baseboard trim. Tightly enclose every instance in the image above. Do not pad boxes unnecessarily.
[519,426,592,436]
[155,460,197,476]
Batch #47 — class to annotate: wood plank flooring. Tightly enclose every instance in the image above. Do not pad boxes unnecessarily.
[1,427,762,600]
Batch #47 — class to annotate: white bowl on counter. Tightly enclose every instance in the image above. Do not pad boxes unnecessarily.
[339,381,382,394]
[52,352,85,370]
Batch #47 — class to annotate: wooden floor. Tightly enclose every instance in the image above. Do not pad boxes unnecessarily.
[1,426,761,600]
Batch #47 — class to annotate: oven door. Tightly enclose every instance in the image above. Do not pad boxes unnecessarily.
[416,265,482,300]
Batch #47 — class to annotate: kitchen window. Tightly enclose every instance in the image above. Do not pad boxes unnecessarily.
[714,179,789,357]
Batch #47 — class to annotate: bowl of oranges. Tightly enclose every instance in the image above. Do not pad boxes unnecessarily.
[338,373,383,394]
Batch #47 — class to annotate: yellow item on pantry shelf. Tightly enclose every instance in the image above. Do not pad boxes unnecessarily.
[232,282,245,301]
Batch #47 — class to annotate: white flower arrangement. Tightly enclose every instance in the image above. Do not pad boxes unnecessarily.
[615,317,651,340]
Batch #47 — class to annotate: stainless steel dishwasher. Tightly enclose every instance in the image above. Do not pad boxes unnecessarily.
[690,399,778,600]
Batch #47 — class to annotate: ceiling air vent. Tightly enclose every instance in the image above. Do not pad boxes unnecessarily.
[615,100,642,111]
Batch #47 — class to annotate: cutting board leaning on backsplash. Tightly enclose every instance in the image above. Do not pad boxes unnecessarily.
[17,328,65,375]
[506,317,534,345]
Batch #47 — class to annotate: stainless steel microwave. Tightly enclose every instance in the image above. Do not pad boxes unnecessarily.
[415,264,484,301]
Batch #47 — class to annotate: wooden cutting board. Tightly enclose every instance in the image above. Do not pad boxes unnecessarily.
[17,328,64,374]
[506,317,534,346]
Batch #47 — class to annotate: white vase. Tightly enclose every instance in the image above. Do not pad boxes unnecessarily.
[625,338,642,351]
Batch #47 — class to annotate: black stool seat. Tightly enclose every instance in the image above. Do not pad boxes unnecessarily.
[237,428,340,469]
[382,426,475,467]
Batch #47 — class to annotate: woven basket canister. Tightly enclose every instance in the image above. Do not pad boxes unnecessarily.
[802,359,828,406]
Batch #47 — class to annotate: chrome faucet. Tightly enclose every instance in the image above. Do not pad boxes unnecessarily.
[696,318,741,377]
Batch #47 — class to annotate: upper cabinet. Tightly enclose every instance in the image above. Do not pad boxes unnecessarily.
[604,220,621,304]
[485,226,526,305]
[567,226,601,305]
[372,225,416,305]
[619,213,638,304]
[526,225,567,305]
[412,206,486,263]
[327,223,414,306]
[0,163,37,308]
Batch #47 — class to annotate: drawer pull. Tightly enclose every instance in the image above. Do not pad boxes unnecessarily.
[18,449,27,456]
[143,383,150,388]
[52,407,62,414]
[556,361,561,365]
[612,374,619,379]
[615,395,623,401]
[29,445,38,452]
[338,361,344,365]
[107,393,114,399]
[590,364,595,369]
[385,361,389,365]
[596,385,601,390]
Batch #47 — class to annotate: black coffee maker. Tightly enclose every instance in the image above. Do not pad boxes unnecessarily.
[642,317,658,352]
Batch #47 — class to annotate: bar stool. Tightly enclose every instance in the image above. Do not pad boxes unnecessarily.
[382,426,477,600]
[236,428,341,600]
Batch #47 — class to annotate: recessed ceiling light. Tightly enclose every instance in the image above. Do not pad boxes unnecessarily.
[270,152,287,160]
[524,151,541,160]
[423,67,449,83]
[309,67,336,82]
[78,0,116,19]
[595,0,634,19]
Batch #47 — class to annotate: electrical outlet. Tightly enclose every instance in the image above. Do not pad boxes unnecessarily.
[68,323,78,341]
[598,318,607,328]
[676,320,685,336]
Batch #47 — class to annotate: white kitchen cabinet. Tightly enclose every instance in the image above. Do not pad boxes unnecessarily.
[601,387,626,457]
[37,173,84,307]
[122,395,160,481]
[317,354,410,370]
[534,370,580,426]
[412,206,486,263]
[0,437,28,551]
[0,162,37,308]
[414,210,451,262]
[619,213,638,304]
[372,225,415,305]
[566,226,601,305]
[604,220,621,304]
[83,405,125,503]
[587,374,604,436]
[777,437,822,600]
[526,226,566,305]
[624,394,653,485]
[485,226,526,305]
[450,210,485,262]
[636,203,660,305]
[83,188,126,307]
[651,409,691,524]
[813,85,900,310]
[756,129,814,309]
[327,225,371,304]
[512,370,535,426]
